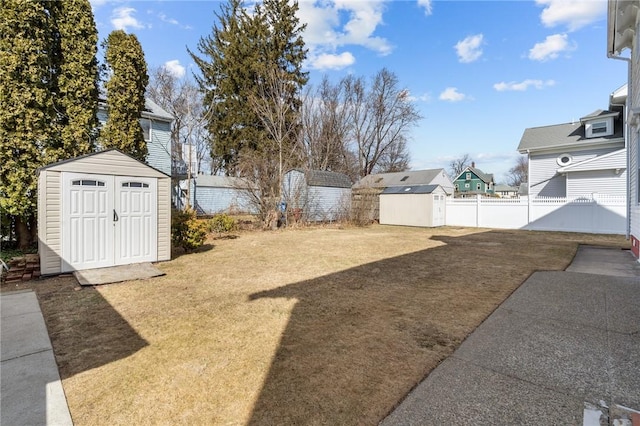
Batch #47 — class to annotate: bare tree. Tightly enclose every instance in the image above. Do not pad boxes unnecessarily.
[345,69,421,177]
[448,153,473,179]
[506,155,528,187]
[300,76,355,178]
[147,66,212,176]
[243,67,303,225]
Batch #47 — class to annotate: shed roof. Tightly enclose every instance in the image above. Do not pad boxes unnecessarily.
[381,184,442,195]
[288,169,352,188]
[195,174,254,189]
[38,148,169,178]
[353,169,446,189]
[494,184,518,192]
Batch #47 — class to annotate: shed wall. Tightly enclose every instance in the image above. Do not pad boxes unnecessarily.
[379,193,433,227]
[45,150,166,178]
[38,171,62,275]
[157,177,171,261]
[307,186,351,221]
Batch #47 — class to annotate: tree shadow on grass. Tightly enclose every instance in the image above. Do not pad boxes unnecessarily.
[34,275,148,380]
[170,243,215,260]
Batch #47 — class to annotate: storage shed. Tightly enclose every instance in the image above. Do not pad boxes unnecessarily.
[181,175,257,215]
[38,149,171,275]
[283,169,352,221]
[379,184,447,227]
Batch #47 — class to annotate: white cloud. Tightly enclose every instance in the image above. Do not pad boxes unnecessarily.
[417,0,433,16]
[528,33,575,61]
[536,0,606,31]
[455,34,484,63]
[407,91,432,102]
[310,52,356,70]
[159,13,179,26]
[439,87,468,102]
[163,60,186,79]
[296,0,392,70]
[493,79,556,92]
[111,7,144,31]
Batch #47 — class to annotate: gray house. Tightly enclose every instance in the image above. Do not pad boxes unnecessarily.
[518,86,627,199]
[97,98,174,177]
[282,169,352,222]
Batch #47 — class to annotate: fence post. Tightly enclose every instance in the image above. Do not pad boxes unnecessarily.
[476,194,481,227]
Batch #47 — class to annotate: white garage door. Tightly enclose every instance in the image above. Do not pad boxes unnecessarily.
[62,172,157,272]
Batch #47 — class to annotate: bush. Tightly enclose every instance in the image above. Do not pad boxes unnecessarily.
[209,213,238,234]
[171,209,209,252]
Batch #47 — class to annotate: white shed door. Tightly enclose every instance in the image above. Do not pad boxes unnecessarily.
[62,173,157,272]
[115,177,157,265]
[62,173,114,271]
[433,194,445,226]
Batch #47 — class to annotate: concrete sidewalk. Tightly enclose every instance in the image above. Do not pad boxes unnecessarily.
[382,246,640,426]
[1,290,72,426]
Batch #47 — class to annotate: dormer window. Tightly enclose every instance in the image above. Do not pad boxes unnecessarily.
[584,117,614,138]
[465,172,471,180]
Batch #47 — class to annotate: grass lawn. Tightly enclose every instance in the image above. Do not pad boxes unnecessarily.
[1,225,628,425]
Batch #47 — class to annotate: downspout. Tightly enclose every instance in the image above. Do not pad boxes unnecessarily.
[608,54,631,238]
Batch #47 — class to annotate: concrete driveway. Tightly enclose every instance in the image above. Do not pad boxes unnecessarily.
[382,246,640,425]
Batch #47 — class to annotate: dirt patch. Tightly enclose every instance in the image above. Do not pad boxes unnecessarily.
[3,226,627,425]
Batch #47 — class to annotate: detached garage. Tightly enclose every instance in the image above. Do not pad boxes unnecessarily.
[38,149,171,275]
[379,184,447,227]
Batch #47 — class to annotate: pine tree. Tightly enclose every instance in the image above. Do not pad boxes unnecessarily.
[0,0,55,248]
[49,0,99,160]
[189,0,308,175]
[101,30,149,161]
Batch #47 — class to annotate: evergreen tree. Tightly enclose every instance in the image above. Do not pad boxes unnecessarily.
[0,0,55,248]
[101,30,149,161]
[189,0,308,175]
[49,0,99,160]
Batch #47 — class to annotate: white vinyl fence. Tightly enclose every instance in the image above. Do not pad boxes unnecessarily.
[446,194,626,234]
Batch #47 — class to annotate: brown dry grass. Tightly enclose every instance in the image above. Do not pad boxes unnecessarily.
[2,225,628,425]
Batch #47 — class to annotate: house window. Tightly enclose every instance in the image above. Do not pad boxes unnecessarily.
[464,183,470,189]
[465,172,471,180]
[585,117,613,138]
[455,184,459,191]
[476,183,481,190]
[141,118,151,141]
[591,121,607,134]
[400,176,409,182]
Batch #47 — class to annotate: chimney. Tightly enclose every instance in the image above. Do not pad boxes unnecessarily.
[471,161,475,168]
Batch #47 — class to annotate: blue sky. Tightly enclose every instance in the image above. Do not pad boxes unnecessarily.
[89,0,626,182]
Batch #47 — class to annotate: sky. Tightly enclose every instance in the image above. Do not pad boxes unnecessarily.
[89,0,627,183]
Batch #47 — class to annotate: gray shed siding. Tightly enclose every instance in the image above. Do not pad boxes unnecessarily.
[283,170,351,221]
[194,186,255,214]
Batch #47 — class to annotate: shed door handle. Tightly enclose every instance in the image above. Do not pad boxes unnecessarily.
[113,209,119,222]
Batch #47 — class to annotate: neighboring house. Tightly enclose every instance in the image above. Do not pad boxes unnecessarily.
[282,169,352,222]
[608,0,639,258]
[352,169,454,221]
[97,98,174,177]
[494,184,519,198]
[517,87,627,199]
[179,175,256,215]
[452,163,495,196]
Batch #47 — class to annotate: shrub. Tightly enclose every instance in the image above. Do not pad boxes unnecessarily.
[171,209,208,252]
[210,213,238,234]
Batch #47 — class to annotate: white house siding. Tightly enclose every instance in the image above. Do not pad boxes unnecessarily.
[631,31,640,256]
[529,147,620,197]
[566,170,627,198]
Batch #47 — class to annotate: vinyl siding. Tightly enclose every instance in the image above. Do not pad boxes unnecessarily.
[566,170,627,197]
[38,171,62,275]
[157,177,171,261]
[529,148,619,197]
[283,170,351,221]
[630,17,640,242]
[380,194,434,227]
[194,186,256,214]
[146,119,171,175]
